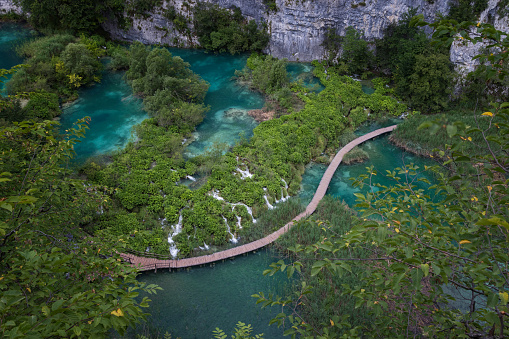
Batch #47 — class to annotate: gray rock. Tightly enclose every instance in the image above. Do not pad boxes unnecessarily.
[0,0,22,14]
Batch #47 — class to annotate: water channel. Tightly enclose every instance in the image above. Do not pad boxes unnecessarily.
[1,23,439,338]
[0,22,36,94]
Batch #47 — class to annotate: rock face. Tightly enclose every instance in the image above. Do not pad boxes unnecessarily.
[0,0,507,67]
[102,0,452,61]
[0,0,21,14]
[450,0,509,74]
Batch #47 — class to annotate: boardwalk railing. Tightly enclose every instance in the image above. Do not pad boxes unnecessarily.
[122,125,397,272]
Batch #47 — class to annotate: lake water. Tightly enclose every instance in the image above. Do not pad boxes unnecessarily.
[0,22,36,94]
[1,23,439,338]
[299,121,437,207]
[135,249,290,338]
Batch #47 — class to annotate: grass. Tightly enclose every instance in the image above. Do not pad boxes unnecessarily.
[239,198,304,243]
[273,196,373,332]
[391,109,494,158]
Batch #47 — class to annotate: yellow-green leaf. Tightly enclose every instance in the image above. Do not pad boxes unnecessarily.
[459,240,471,245]
[111,308,124,317]
[500,292,509,305]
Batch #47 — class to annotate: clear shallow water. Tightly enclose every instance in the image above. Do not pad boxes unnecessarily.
[137,250,289,338]
[0,22,36,94]
[287,62,323,92]
[299,122,437,207]
[167,49,264,157]
[59,70,148,163]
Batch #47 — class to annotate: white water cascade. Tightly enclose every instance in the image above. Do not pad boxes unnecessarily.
[263,188,275,210]
[222,216,238,244]
[167,213,183,258]
[236,166,253,180]
[198,243,210,250]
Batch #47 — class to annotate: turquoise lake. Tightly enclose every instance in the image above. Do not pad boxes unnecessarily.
[0,22,36,94]
[59,69,148,163]
[59,49,265,161]
[167,48,265,157]
[299,121,438,207]
[1,23,441,339]
[134,249,290,338]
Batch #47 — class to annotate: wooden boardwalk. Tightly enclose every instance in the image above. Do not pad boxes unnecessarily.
[121,125,397,272]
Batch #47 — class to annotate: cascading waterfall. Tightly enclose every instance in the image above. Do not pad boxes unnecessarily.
[198,242,210,250]
[231,202,256,224]
[210,190,257,225]
[222,216,238,243]
[263,188,275,210]
[186,175,196,181]
[236,167,253,179]
[167,213,183,258]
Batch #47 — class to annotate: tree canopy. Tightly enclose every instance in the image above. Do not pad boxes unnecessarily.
[257,20,509,338]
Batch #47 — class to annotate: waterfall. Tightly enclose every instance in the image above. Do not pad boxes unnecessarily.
[199,242,210,250]
[186,175,196,181]
[168,213,183,258]
[231,202,257,224]
[222,216,238,244]
[263,188,275,210]
[236,166,253,179]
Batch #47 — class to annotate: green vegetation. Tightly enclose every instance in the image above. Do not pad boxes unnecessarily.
[322,26,373,75]
[0,116,160,338]
[257,20,509,338]
[0,34,130,124]
[447,0,488,22]
[6,34,101,99]
[240,199,305,242]
[322,10,454,114]
[267,196,370,333]
[14,0,126,33]
[193,3,269,54]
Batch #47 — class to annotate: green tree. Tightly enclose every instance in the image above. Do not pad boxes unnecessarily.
[408,52,453,112]
[340,26,373,74]
[15,0,125,33]
[0,96,160,337]
[256,21,509,338]
[193,3,269,54]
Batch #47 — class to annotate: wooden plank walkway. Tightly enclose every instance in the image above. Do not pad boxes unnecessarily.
[122,125,397,272]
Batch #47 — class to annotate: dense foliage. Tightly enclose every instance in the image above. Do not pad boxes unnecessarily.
[193,3,269,54]
[84,46,408,257]
[0,114,160,338]
[14,0,126,33]
[322,10,454,113]
[257,21,509,338]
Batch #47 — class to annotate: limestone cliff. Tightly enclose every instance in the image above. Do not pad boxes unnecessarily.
[0,0,21,14]
[0,0,507,68]
[450,0,509,74]
[102,0,452,61]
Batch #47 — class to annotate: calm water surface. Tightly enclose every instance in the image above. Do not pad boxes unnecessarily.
[0,22,36,94]
[299,121,437,207]
[137,249,289,338]
[167,48,264,157]
[59,69,148,163]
